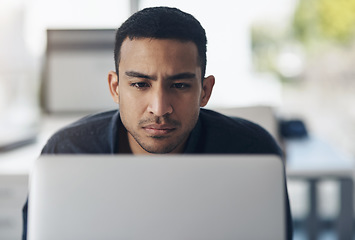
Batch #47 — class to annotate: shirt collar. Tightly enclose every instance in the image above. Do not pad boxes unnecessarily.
[109,110,120,153]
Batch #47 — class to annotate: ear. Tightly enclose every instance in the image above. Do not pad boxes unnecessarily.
[200,75,215,107]
[108,71,119,104]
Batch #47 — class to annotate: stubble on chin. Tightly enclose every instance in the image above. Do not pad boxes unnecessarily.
[128,130,185,154]
[123,111,199,154]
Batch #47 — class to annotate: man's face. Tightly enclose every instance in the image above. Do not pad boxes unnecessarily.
[108,38,214,154]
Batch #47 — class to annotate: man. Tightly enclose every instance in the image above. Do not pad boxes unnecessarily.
[23,6,293,239]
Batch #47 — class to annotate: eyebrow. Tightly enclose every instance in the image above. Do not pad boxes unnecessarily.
[125,71,153,80]
[167,72,196,81]
[125,71,196,81]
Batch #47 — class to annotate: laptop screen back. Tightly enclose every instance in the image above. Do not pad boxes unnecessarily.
[28,155,285,240]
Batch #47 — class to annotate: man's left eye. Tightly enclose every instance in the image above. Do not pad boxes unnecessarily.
[172,83,190,89]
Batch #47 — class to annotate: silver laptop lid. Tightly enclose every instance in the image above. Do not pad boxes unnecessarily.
[28,155,285,240]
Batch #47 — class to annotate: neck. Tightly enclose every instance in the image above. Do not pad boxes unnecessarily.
[118,125,132,154]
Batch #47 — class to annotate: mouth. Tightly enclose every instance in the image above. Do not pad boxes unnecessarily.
[142,124,177,136]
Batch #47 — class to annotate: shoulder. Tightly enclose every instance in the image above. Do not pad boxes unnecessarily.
[199,108,269,137]
[198,109,282,155]
[52,110,117,137]
[42,110,119,154]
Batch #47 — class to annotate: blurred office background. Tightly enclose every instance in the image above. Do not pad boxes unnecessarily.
[1,0,355,239]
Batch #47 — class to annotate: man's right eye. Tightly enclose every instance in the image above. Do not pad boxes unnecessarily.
[130,82,149,89]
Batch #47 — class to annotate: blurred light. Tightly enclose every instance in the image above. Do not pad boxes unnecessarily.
[277,50,305,78]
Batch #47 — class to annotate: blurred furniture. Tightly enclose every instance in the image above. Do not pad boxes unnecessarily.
[286,136,354,240]
[43,29,117,113]
[0,174,28,240]
[213,106,281,145]
[215,106,354,239]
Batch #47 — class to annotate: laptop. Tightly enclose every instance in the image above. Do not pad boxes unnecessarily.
[27,155,286,240]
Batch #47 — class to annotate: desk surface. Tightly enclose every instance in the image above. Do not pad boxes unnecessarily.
[286,136,354,178]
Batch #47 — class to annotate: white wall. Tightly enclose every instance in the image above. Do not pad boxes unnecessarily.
[140,0,297,108]
[0,0,297,114]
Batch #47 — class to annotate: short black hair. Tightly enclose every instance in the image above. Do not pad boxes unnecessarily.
[114,7,207,79]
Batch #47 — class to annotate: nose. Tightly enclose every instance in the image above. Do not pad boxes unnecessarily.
[147,87,173,117]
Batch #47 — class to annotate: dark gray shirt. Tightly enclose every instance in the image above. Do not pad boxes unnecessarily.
[23,108,293,239]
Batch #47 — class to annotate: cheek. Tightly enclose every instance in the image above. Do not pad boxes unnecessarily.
[119,85,143,106]
[173,94,201,116]
[118,89,146,120]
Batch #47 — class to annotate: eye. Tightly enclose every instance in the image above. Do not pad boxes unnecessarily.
[130,82,150,89]
[172,83,190,89]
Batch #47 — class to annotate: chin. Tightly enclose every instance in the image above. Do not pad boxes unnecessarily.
[140,142,180,154]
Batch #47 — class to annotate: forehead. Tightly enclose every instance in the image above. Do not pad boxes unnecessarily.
[119,38,200,69]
